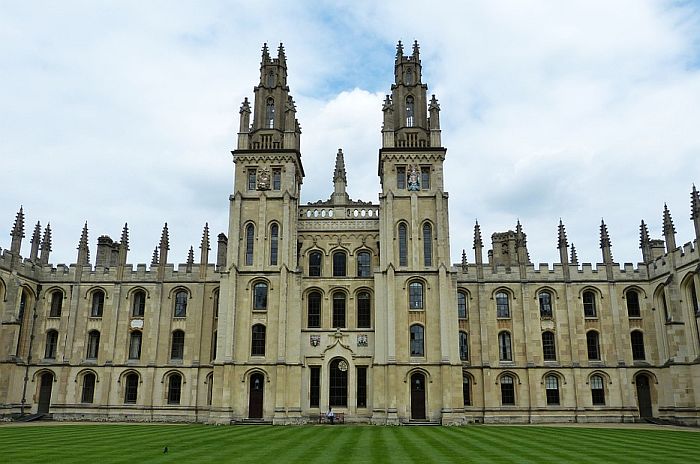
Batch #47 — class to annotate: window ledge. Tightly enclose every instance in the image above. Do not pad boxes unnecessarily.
[628,316,642,320]
[252,310,267,313]
[496,317,511,321]
[584,317,598,321]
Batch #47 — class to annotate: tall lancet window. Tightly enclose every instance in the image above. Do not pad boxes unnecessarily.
[245,224,255,266]
[269,223,279,266]
[406,96,415,127]
[266,70,275,88]
[266,98,275,128]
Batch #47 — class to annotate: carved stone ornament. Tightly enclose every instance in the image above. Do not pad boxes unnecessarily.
[337,360,349,371]
[357,334,368,347]
[407,165,420,191]
[310,335,321,347]
[257,168,271,190]
[130,319,144,329]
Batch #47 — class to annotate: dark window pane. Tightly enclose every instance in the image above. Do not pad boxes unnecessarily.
[463,375,472,406]
[398,224,408,266]
[583,291,597,317]
[423,223,432,266]
[626,290,641,317]
[174,291,188,317]
[251,324,266,356]
[542,331,556,361]
[545,376,560,405]
[329,359,348,407]
[333,293,346,328]
[168,374,182,404]
[631,331,646,360]
[245,224,255,265]
[539,292,552,318]
[591,375,605,405]
[307,292,321,328]
[81,373,95,403]
[309,251,322,276]
[501,375,515,405]
[410,325,424,356]
[124,374,138,404]
[270,224,279,265]
[357,252,371,277]
[253,283,268,311]
[333,252,347,277]
[499,332,512,361]
[356,367,367,408]
[459,332,469,361]
[171,330,185,360]
[45,330,58,359]
[357,292,371,328]
[129,331,142,359]
[87,331,100,359]
[132,291,146,317]
[310,366,320,408]
[421,167,430,190]
[496,292,510,318]
[458,292,467,319]
[409,282,424,310]
[397,166,406,189]
[91,291,104,317]
[272,169,281,190]
[50,292,62,317]
[587,332,600,360]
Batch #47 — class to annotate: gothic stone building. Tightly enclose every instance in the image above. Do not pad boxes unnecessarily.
[2,42,700,425]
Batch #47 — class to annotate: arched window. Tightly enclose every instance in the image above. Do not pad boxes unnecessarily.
[174,290,188,317]
[462,375,472,406]
[128,331,142,360]
[626,289,641,317]
[213,289,220,319]
[86,330,100,359]
[308,251,322,276]
[357,251,371,277]
[586,331,600,360]
[410,324,424,356]
[498,331,512,361]
[269,223,279,265]
[332,251,347,277]
[124,373,139,404]
[132,290,146,317]
[496,292,510,318]
[357,291,371,329]
[422,223,432,266]
[251,324,266,356]
[329,358,348,407]
[206,373,214,406]
[253,282,268,311]
[168,373,182,404]
[538,291,553,318]
[590,375,605,405]
[689,280,699,314]
[90,290,104,317]
[459,331,469,361]
[171,330,185,360]
[409,281,424,310]
[406,96,415,127]
[398,223,408,266]
[457,291,468,319]
[81,373,95,403]
[245,224,255,266]
[631,330,646,360]
[307,291,321,328]
[500,375,515,405]
[545,375,560,405]
[45,330,58,359]
[266,70,275,88]
[332,292,346,328]
[542,331,556,361]
[266,98,275,128]
[583,290,597,318]
[49,291,62,317]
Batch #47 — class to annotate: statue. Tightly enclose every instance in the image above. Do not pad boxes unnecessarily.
[407,165,420,191]
[257,168,271,190]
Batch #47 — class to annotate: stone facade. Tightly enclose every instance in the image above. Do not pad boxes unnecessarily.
[1,41,700,425]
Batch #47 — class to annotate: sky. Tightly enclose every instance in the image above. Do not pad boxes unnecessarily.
[1,0,700,268]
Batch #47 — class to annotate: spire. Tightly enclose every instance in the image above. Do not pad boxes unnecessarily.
[39,223,52,265]
[570,243,579,265]
[639,220,652,263]
[515,220,530,264]
[158,223,169,267]
[151,246,159,266]
[473,220,483,249]
[395,40,404,60]
[200,223,210,266]
[473,220,483,268]
[77,222,90,266]
[600,219,613,264]
[186,246,194,273]
[461,249,468,272]
[663,203,677,252]
[120,223,129,250]
[261,42,270,63]
[557,219,569,267]
[412,40,420,60]
[30,221,41,261]
[333,148,347,183]
[692,184,700,240]
[10,206,25,255]
[277,42,286,64]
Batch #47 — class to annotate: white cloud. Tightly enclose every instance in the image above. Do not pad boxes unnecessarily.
[1,0,699,267]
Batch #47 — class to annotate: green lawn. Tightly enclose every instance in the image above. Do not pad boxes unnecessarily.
[0,423,698,463]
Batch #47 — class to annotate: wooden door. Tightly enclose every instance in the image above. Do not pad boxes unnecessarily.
[636,375,653,418]
[37,373,53,414]
[249,373,264,419]
[410,373,426,420]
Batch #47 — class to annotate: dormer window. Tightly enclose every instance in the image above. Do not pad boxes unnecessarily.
[406,96,415,127]
[266,98,275,128]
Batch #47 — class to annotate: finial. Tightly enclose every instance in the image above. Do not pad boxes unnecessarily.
[461,249,468,271]
[77,221,90,265]
[333,148,347,183]
[570,243,579,264]
[396,40,404,57]
[277,42,286,62]
[261,42,270,62]
[31,221,41,245]
[121,223,129,250]
[639,219,650,248]
[557,219,568,249]
[473,220,483,249]
[187,246,194,265]
[382,94,392,111]
[11,206,25,238]
[40,223,52,253]
[429,94,439,110]
[240,97,251,113]
[692,184,700,220]
[663,203,676,235]
[200,223,210,251]
[151,246,159,266]
[600,219,611,248]
[160,223,170,251]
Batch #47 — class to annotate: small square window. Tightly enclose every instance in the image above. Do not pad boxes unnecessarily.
[397,166,406,189]
[421,167,430,190]
[248,169,257,190]
[272,169,281,190]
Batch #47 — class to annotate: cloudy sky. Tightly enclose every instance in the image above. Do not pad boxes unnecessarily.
[2,0,700,268]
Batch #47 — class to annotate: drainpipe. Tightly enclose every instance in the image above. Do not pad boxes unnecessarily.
[20,283,42,416]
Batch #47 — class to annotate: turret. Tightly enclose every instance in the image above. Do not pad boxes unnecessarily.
[692,184,700,241]
[331,149,349,205]
[663,204,677,253]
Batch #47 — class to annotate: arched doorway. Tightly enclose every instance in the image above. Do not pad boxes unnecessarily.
[37,372,53,414]
[248,373,264,419]
[410,372,426,420]
[636,374,653,419]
